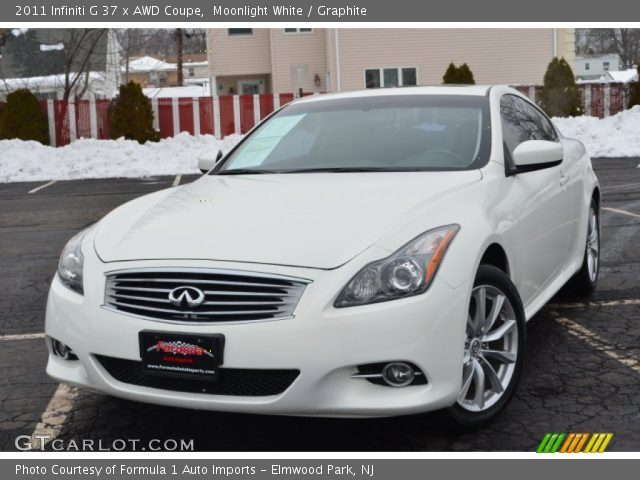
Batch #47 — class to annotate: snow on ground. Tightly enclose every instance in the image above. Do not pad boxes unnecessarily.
[1,106,640,184]
[553,105,640,159]
[0,133,243,183]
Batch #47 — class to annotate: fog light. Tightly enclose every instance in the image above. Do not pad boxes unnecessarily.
[382,362,415,387]
[51,339,77,360]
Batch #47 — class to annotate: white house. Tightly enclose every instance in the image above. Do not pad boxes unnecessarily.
[575,54,623,81]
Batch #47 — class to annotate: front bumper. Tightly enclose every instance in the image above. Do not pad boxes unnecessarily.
[45,253,469,418]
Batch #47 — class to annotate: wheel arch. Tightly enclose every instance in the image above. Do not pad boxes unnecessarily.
[479,243,511,278]
[592,186,601,210]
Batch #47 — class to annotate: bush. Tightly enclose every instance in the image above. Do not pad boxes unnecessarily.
[0,89,50,145]
[457,64,476,84]
[628,66,640,109]
[539,57,582,117]
[442,62,476,85]
[109,81,159,143]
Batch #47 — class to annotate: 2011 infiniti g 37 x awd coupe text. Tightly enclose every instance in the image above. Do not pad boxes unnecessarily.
[46,86,600,426]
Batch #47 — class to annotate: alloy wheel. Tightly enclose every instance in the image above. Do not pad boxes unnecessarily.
[457,285,519,412]
[587,207,599,282]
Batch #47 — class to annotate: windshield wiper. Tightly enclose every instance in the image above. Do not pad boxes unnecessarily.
[281,167,392,173]
[216,168,279,175]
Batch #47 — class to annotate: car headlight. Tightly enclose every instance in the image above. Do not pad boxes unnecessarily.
[335,225,460,308]
[57,225,94,294]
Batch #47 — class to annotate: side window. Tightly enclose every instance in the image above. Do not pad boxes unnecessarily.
[500,94,559,160]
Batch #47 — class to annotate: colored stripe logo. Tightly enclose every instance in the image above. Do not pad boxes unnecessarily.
[537,433,613,453]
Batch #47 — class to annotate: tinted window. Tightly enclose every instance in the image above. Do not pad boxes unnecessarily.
[500,94,559,159]
[217,95,492,173]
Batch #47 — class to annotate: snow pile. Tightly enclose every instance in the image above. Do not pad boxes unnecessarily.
[0,133,243,183]
[553,105,640,158]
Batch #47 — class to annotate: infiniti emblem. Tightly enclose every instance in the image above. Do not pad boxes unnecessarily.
[168,286,205,308]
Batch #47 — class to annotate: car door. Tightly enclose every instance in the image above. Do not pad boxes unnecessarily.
[499,94,573,306]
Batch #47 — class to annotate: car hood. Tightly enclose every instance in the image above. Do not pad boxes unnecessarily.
[94,171,481,269]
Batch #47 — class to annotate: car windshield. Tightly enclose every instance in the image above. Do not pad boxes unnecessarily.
[216,95,491,174]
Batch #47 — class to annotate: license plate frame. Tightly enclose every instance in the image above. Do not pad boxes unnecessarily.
[138,331,225,381]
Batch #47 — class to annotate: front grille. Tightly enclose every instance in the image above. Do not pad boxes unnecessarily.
[104,268,309,323]
[95,355,300,397]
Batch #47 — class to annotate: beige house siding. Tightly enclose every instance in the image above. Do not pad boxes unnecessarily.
[331,29,568,90]
[207,29,271,77]
[557,29,576,67]
[207,28,576,93]
[269,29,328,93]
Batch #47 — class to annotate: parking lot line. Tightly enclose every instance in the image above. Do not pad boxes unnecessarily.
[27,181,57,194]
[555,317,640,374]
[550,298,640,309]
[603,206,640,219]
[0,332,45,341]
[30,383,80,450]
[172,175,182,187]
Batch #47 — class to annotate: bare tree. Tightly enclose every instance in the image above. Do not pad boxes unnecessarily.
[577,28,640,68]
[113,29,147,84]
[56,29,108,101]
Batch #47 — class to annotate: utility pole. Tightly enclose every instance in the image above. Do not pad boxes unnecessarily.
[176,28,183,86]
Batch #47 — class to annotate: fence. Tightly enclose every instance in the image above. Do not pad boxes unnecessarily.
[36,93,298,147]
[514,82,630,118]
[3,83,634,147]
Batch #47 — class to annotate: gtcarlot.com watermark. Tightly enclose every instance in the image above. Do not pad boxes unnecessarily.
[15,435,194,451]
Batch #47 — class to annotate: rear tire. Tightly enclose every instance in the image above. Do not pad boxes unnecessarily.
[567,200,600,297]
[447,265,525,428]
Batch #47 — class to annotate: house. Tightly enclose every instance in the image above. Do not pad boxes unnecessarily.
[123,54,209,89]
[124,56,180,87]
[0,71,105,101]
[206,28,575,94]
[575,54,623,81]
[603,68,638,83]
[159,53,209,81]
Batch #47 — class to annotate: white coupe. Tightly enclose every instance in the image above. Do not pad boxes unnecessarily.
[46,86,600,426]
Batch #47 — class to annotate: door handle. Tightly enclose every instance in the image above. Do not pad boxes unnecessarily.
[560,172,569,185]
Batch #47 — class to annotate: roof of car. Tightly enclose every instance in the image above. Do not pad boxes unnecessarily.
[295,85,497,104]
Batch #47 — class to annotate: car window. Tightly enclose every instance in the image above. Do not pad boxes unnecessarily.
[217,95,492,173]
[500,94,559,160]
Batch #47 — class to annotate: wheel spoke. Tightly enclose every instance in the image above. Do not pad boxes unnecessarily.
[479,357,504,394]
[472,358,485,410]
[466,313,477,337]
[482,349,516,364]
[484,293,505,334]
[458,363,474,402]
[483,319,516,342]
[472,287,487,334]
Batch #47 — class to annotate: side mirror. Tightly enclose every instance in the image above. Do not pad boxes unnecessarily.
[198,150,224,174]
[512,140,563,170]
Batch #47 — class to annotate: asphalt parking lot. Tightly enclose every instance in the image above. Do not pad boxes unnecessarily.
[1,159,639,452]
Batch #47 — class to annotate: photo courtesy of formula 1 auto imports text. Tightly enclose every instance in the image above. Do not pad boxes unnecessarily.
[0,0,639,479]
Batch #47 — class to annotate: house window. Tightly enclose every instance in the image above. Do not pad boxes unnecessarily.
[188,67,195,77]
[228,28,253,36]
[365,67,417,88]
[158,72,168,85]
[284,28,313,33]
[585,62,590,71]
[603,61,610,71]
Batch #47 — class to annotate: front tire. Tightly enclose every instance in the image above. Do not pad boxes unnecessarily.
[567,200,600,296]
[447,265,525,428]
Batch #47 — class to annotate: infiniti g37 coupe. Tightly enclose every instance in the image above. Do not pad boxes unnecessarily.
[46,86,600,426]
